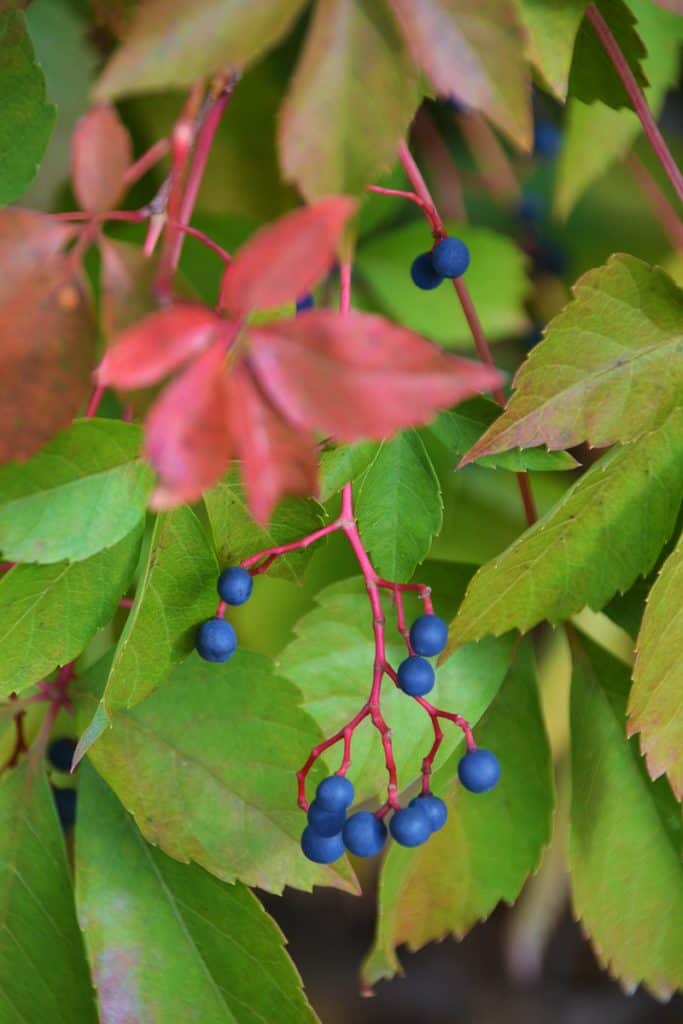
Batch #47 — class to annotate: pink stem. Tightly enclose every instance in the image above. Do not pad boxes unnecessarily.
[86,385,105,418]
[626,152,683,250]
[123,138,170,187]
[586,3,683,205]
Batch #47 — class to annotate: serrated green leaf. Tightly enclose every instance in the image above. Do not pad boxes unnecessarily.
[463,256,683,464]
[75,651,358,897]
[0,528,143,697]
[0,760,97,1024]
[569,637,683,998]
[355,430,442,579]
[278,577,514,806]
[319,440,383,502]
[628,530,683,799]
[568,0,647,110]
[514,0,587,100]
[0,420,153,564]
[0,9,55,205]
[75,763,316,1024]
[450,409,683,649]
[204,471,324,583]
[364,640,553,986]
[356,222,530,349]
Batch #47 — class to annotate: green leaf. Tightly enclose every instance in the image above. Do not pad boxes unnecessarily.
[75,651,358,896]
[0,9,55,205]
[75,763,316,1024]
[568,0,647,110]
[514,0,587,100]
[0,527,142,697]
[428,398,579,472]
[462,256,683,464]
[204,470,324,583]
[569,637,683,998]
[356,222,530,349]
[102,506,219,715]
[355,430,442,579]
[0,760,97,1023]
[628,530,683,799]
[364,641,553,986]
[278,577,515,806]
[450,409,683,649]
[319,440,383,502]
[279,0,418,199]
[0,420,153,564]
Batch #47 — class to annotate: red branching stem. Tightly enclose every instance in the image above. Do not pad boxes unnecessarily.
[586,3,683,205]
[626,152,683,250]
[241,521,342,573]
[86,385,105,419]
[123,138,170,188]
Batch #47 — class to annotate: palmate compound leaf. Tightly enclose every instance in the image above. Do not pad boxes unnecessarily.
[75,763,317,1024]
[0,759,98,1024]
[363,640,553,987]
[70,103,132,213]
[74,651,359,896]
[569,637,683,998]
[0,419,154,564]
[449,407,683,651]
[461,255,683,465]
[628,530,683,799]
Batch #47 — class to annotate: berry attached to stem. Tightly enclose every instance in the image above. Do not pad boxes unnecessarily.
[397,656,435,697]
[316,774,355,812]
[217,566,253,605]
[389,805,431,847]
[409,614,448,657]
[411,251,444,290]
[458,748,501,793]
[195,617,237,662]
[431,237,470,279]
[343,811,387,857]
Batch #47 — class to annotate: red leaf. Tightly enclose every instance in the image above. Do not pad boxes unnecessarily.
[223,197,357,315]
[247,310,501,440]
[230,363,319,523]
[97,305,222,390]
[0,209,76,302]
[146,343,232,509]
[99,238,159,339]
[71,104,133,213]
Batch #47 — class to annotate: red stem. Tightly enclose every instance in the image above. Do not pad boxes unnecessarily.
[123,138,170,187]
[626,152,683,250]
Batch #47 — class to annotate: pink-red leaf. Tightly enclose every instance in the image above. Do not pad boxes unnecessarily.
[223,197,357,315]
[97,305,221,390]
[0,209,76,302]
[99,238,159,339]
[146,343,232,509]
[248,310,501,441]
[71,104,132,213]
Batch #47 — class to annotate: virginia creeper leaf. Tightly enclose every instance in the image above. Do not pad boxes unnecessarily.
[569,638,683,998]
[94,0,309,99]
[450,408,683,650]
[628,530,683,799]
[75,651,359,896]
[514,0,587,100]
[0,760,97,1024]
[76,764,316,1024]
[99,238,160,339]
[278,0,418,199]
[355,430,442,579]
[568,0,648,110]
[387,0,532,149]
[0,208,74,298]
[462,256,683,464]
[0,9,55,205]
[319,440,383,502]
[70,103,132,213]
[0,420,153,564]
[223,197,357,316]
[364,641,553,986]
[0,527,142,697]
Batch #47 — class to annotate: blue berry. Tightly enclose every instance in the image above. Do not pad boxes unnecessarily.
[409,615,448,657]
[458,748,501,793]
[431,237,470,279]
[389,805,431,847]
[48,737,77,772]
[217,566,253,606]
[195,617,237,662]
[295,293,315,313]
[307,799,346,838]
[397,656,435,697]
[411,252,443,291]
[410,794,448,832]
[534,118,561,160]
[342,811,387,857]
[52,786,76,830]
[301,825,344,864]
[316,774,355,812]
[533,238,567,276]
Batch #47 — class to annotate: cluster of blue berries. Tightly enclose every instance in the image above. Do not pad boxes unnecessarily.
[195,566,253,662]
[411,236,470,291]
[396,613,448,696]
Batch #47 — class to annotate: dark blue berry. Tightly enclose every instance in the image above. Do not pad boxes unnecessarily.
[458,748,501,793]
[397,656,435,697]
[217,566,253,606]
[316,774,354,812]
[410,794,448,832]
[307,799,346,838]
[534,118,562,160]
[411,252,444,291]
[342,811,387,857]
[431,237,470,279]
[47,737,77,772]
[301,825,344,864]
[533,238,567,276]
[409,615,448,657]
[52,786,76,829]
[195,617,237,662]
[295,293,315,313]
[389,805,431,847]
